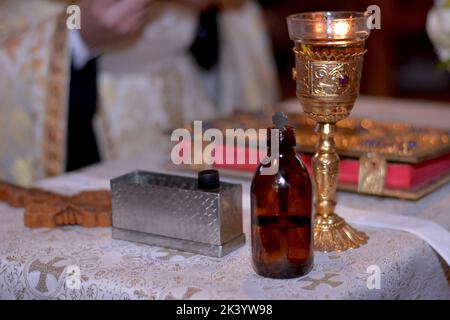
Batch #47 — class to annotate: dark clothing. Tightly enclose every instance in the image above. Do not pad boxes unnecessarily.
[190,6,220,71]
[66,58,101,172]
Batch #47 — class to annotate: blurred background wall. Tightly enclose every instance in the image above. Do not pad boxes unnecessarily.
[258,0,450,102]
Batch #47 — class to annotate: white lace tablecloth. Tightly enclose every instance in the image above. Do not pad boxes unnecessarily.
[1,97,450,300]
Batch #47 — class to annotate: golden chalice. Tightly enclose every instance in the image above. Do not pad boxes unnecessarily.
[287,12,371,252]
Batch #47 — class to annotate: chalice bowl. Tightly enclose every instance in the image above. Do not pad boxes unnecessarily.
[287,12,371,252]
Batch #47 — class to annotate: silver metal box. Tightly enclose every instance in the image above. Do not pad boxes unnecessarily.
[110,171,245,257]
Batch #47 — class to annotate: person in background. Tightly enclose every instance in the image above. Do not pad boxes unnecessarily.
[427,0,450,73]
[0,0,279,185]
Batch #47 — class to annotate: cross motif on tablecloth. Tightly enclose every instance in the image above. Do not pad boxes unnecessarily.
[29,257,66,293]
[298,272,344,291]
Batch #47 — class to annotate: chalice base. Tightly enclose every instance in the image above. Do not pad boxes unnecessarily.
[314,213,368,252]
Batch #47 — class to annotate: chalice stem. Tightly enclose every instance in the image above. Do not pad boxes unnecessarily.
[312,122,369,252]
[313,123,339,219]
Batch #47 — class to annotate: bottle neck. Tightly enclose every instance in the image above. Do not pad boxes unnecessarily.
[267,145,295,157]
[267,126,296,151]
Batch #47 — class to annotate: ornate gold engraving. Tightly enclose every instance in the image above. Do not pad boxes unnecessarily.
[295,49,366,99]
[358,153,387,194]
[299,60,362,97]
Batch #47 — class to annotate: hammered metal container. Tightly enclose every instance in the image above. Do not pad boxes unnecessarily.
[110,171,245,257]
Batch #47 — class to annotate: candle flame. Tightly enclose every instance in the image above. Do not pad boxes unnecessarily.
[334,21,350,37]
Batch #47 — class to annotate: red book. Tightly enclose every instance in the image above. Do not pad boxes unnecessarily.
[211,145,450,191]
[180,112,450,199]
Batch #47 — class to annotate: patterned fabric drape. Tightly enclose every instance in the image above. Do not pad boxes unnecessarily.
[0,0,280,182]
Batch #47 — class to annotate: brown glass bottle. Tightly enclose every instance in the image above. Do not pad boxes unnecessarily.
[251,122,313,279]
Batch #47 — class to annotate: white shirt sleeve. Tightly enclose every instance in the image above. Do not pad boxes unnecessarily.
[69,30,95,70]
